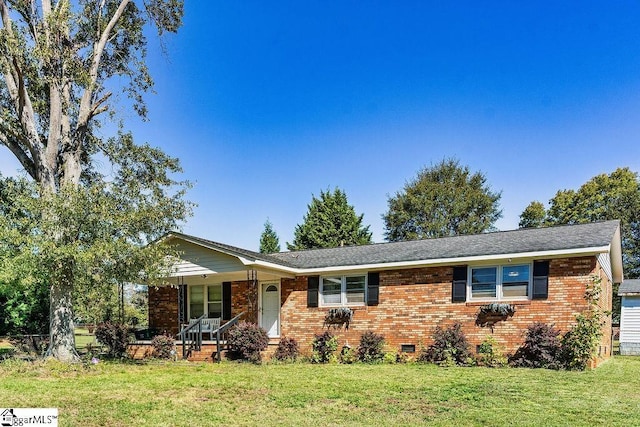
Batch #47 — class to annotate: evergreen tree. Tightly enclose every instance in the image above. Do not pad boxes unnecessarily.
[259,219,281,254]
[287,188,372,250]
[383,158,502,241]
[519,201,547,228]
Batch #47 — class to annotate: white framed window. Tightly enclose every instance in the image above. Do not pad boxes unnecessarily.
[469,264,531,301]
[320,275,366,306]
[189,284,223,318]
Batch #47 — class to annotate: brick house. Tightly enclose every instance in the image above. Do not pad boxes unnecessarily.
[149,220,622,359]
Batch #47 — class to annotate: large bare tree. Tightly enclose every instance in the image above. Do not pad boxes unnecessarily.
[0,0,187,362]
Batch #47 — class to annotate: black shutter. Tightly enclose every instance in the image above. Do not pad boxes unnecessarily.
[452,266,467,303]
[532,261,549,300]
[367,272,380,306]
[179,284,187,324]
[307,276,319,308]
[222,281,232,320]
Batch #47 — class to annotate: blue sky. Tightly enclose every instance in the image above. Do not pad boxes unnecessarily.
[2,1,640,250]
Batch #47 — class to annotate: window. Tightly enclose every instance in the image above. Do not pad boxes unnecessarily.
[469,264,530,300]
[189,285,204,318]
[207,285,222,318]
[189,284,223,318]
[320,275,366,306]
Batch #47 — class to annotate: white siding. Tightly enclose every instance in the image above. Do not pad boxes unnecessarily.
[169,241,246,277]
[620,296,640,343]
[597,252,612,282]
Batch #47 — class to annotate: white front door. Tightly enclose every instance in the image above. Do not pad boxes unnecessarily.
[261,283,280,338]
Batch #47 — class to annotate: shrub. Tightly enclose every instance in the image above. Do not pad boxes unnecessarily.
[559,275,606,371]
[95,321,130,358]
[418,323,472,366]
[274,336,300,362]
[311,331,338,364]
[560,312,603,370]
[476,336,507,367]
[339,344,356,364]
[357,331,385,363]
[509,322,561,369]
[151,334,176,360]
[227,322,269,363]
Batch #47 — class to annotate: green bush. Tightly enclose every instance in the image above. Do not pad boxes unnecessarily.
[227,322,269,363]
[339,344,357,364]
[357,331,385,363]
[95,321,130,358]
[274,336,299,362]
[476,336,507,367]
[311,331,338,364]
[560,313,603,370]
[418,323,471,366]
[151,334,176,360]
[559,275,606,370]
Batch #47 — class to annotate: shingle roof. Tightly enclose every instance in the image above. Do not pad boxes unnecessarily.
[167,220,620,271]
[166,232,299,268]
[269,220,621,269]
[619,279,640,295]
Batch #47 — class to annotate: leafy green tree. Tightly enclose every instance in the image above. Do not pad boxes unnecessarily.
[0,1,188,361]
[0,177,49,335]
[519,201,547,228]
[543,167,640,278]
[383,158,502,241]
[288,188,372,250]
[520,167,640,322]
[259,219,281,254]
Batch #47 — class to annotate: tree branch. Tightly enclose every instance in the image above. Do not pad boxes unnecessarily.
[1,0,44,172]
[0,131,36,179]
[77,0,130,130]
[89,91,112,118]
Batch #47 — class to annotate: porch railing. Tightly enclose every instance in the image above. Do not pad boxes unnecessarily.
[176,312,245,361]
[177,314,206,359]
[212,312,244,362]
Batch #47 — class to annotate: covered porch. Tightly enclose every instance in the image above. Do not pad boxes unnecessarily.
[147,232,296,359]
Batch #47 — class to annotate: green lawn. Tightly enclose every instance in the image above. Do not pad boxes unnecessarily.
[1,357,639,426]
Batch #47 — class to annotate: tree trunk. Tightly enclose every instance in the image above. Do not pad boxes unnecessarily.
[47,266,79,362]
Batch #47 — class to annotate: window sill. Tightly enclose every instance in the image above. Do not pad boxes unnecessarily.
[320,304,366,309]
[466,300,532,307]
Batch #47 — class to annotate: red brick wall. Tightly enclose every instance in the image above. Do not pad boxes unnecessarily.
[148,286,179,335]
[148,255,613,361]
[148,281,258,334]
[280,256,612,358]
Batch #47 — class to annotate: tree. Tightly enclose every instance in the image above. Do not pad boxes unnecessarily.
[0,177,49,335]
[259,219,281,254]
[287,188,372,250]
[383,158,502,241]
[519,201,547,228]
[0,1,188,361]
[520,167,640,322]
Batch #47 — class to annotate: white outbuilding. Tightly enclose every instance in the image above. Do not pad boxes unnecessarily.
[619,279,640,355]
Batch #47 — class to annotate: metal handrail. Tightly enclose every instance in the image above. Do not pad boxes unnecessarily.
[213,312,244,362]
[177,314,206,359]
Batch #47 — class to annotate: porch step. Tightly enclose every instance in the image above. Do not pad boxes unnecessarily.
[183,343,224,362]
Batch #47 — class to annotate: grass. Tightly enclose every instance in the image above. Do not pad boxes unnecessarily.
[1,357,640,426]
